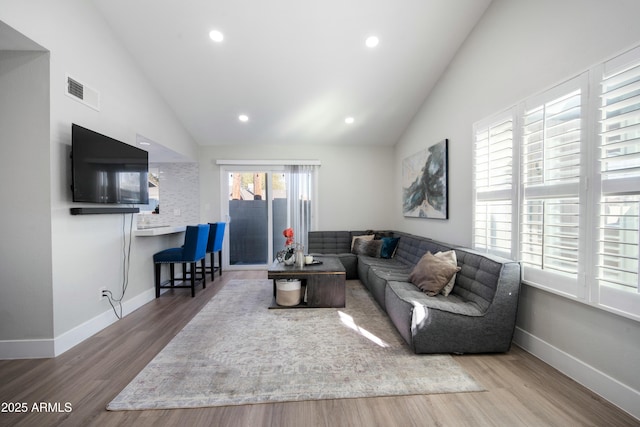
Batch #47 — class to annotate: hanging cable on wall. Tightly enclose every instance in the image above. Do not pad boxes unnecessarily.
[103,210,135,319]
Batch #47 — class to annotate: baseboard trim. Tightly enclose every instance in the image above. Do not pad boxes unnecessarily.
[513,327,640,421]
[0,338,55,359]
[0,288,157,360]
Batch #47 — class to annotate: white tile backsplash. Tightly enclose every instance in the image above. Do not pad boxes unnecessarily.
[137,162,200,228]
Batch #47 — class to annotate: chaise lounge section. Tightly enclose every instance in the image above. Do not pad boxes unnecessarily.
[308,230,521,354]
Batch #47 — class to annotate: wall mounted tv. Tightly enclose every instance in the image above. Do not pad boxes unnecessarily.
[71,123,149,205]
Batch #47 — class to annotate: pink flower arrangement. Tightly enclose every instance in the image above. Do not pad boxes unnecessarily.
[276,228,297,263]
[283,228,294,246]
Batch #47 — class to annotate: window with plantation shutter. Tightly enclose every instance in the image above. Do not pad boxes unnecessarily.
[520,78,586,296]
[472,46,640,321]
[596,46,640,315]
[472,113,515,258]
[520,78,584,295]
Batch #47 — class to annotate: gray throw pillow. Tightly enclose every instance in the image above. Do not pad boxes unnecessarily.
[352,238,383,257]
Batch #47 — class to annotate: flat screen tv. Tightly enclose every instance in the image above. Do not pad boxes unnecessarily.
[71,124,149,204]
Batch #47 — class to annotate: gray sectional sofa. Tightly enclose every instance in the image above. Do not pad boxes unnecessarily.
[307,230,521,354]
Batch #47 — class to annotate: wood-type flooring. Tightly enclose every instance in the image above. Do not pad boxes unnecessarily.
[0,271,636,426]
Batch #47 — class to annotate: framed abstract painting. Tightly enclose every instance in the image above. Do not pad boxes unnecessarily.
[402,139,448,219]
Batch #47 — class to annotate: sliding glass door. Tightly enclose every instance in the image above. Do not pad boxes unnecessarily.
[228,171,269,266]
[220,164,317,270]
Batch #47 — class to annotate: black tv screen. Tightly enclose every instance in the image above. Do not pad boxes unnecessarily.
[71,124,149,204]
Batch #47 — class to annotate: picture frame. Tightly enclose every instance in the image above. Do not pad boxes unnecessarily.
[402,139,448,219]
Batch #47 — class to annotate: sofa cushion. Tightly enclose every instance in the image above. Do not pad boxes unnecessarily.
[335,253,358,280]
[386,280,484,317]
[450,249,507,313]
[307,231,352,254]
[358,256,412,276]
[409,252,461,296]
[358,256,412,308]
[393,232,453,267]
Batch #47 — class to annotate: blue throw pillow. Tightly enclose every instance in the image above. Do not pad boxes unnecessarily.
[380,237,400,259]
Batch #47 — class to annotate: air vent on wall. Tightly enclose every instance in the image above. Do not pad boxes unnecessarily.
[66,74,100,111]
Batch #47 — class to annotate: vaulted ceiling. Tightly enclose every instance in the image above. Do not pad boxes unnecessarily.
[92,0,491,147]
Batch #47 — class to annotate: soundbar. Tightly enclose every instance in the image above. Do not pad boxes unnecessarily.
[70,207,140,215]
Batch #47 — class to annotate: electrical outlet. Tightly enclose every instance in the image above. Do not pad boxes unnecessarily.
[99,287,107,302]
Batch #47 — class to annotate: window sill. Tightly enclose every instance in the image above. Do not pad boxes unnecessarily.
[521,280,640,323]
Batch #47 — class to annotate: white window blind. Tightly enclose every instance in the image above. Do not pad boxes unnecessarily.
[521,84,583,284]
[473,114,514,258]
[597,49,640,295]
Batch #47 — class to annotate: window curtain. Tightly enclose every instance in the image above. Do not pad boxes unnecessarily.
[285,164,316,251]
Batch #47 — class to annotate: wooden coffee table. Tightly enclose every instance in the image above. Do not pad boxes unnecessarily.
[267,256,346,308]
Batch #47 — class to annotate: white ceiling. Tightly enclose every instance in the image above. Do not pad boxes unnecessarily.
[92,0,491,148]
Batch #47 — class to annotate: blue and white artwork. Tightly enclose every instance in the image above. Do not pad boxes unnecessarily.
[402,139,448,219]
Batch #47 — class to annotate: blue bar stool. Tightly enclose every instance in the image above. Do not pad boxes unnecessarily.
[203,222,226,281]
[153,224,209,297]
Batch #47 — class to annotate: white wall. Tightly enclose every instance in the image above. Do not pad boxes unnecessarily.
[0,47,51,342]
[0,0,199,356]
[394,0,640,418]
[199,144,395,231]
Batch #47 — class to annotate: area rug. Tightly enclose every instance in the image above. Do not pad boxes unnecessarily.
[107,279,483,410]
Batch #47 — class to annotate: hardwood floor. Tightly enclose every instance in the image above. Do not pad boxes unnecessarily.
[0,271,636,427]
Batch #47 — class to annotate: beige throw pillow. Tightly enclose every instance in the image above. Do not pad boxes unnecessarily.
[434,250,458,296]
[409,252,462,296]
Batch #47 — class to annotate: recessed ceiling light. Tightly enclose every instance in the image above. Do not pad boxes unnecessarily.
[365,36,379,48]
[345,117,355,124]
[209,30,224,42]
[139,141,151,146]
[238,114,249,122]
